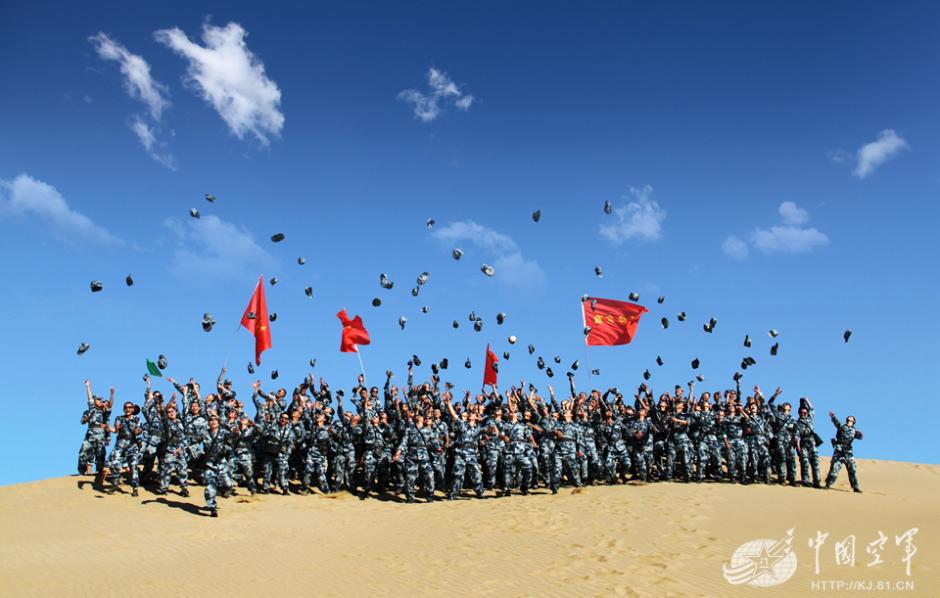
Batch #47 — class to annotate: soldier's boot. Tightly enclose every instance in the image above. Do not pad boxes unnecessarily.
[180,487,190,498]
[300,486,311,495]
[853,487,863,493]
[131,487,139,497]
[475,488,484,499]
[210,509,218,517]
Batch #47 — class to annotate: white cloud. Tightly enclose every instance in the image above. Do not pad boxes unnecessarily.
[853,129,909,179]
[749,201,828,255]
[398,67,474,123]
[724,201,829,258]
[598,185,666,244]
[0,174,121,245]
[750,225,829,254]
[155,22,284,144]
[432,220,545,288]
[722,236,749,260]
[90,33,177,169]
[129,116,177,170]
[89,32,169,120]
[165,214,276,282]
[778,200,808,226]
[827,148,850,163]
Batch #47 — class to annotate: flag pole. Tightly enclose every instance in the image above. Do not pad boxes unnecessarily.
[355,346,367,385]
[580,297,593,389]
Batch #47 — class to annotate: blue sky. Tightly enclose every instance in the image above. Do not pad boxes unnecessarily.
[0,1,937,484]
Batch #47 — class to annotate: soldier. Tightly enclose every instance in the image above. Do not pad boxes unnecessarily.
[138,376,166,484]
[794,397,822,488]
[105,401,143,495]
[481,405,506,491]
[446,399,484,499]
[231,416,258,494]
[626,407,653,482]
[182,389,208,485]
[668,400,693,483]
[201,414,233,517]
[766,388,798,485]
[529,402,560,492]
[742,402,772,484]
[301,411,332,495]
[393,414,436,503]
[359,414,386,498]
[157,403,189,496]
[599,408,631,485]
[261,411,296,494]
[692,397,721,482]
[651,398,672,480]
[555,410,584,487]
[576,409,601,484]
[78,380,112,488]
[824,411,863,493]
[500,409,537,496]
[721,404,748,484]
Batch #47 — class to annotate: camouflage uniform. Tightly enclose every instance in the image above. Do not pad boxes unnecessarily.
[768,401,797,484]
[743,414,772,484]
[692,410,721,482]
[482,419,505,490]
[503,420,535,494]
[201,426,233,513]
[78,398,110,475]
[794,410,821,486]
[303,424,332,494]
[158,417,189,493]
[261,422,295,493]
[721,413,748,483]
[600,419,632,484]
[626,418,653,481]
[825,414,863,491]
[449,420,484,498]
[138,396,165,482]
[667,411,693,482]
[107,413,142,491]
[396,422,435,502]
[230,423,257,493]
[556,421,583,487]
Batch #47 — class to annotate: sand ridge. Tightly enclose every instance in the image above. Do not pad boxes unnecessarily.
[0,458,936,597]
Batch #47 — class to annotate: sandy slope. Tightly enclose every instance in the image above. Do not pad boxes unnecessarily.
[0,458,936,597]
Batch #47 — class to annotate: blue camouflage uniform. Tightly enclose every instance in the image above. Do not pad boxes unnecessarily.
[825,414,863,491]
[78,398,110,475]
[107,413,142,491]
[721,413,748,483]
[396,422,435,502]
[201,426,233,512]
[449,420,484,498]
[158,417,189,493]
[794,410,821,486]
[692,410,721,482]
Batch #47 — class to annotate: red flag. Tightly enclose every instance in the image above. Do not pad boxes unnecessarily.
[483,344,499,386]
[337,309,371,353]
[241,276,272,365]
[582,296,648,346]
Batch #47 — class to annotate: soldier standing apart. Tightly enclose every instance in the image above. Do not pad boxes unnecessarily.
[825,411,863,493]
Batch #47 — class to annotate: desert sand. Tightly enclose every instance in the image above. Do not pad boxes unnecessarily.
[1,457,936,597]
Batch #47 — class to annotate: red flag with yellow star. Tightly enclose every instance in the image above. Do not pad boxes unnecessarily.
[241,276,272,365]
[582,296,647,346]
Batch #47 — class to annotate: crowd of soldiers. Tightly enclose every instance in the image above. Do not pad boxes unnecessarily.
[77,367,864,517]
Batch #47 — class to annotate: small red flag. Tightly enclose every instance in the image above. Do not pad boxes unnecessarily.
[582,296,648,346]
[337,309,371,353]
[483,344,499,386]
[241,276,272,365]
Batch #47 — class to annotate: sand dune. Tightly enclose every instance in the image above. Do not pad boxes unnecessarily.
[1,458,936,597]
